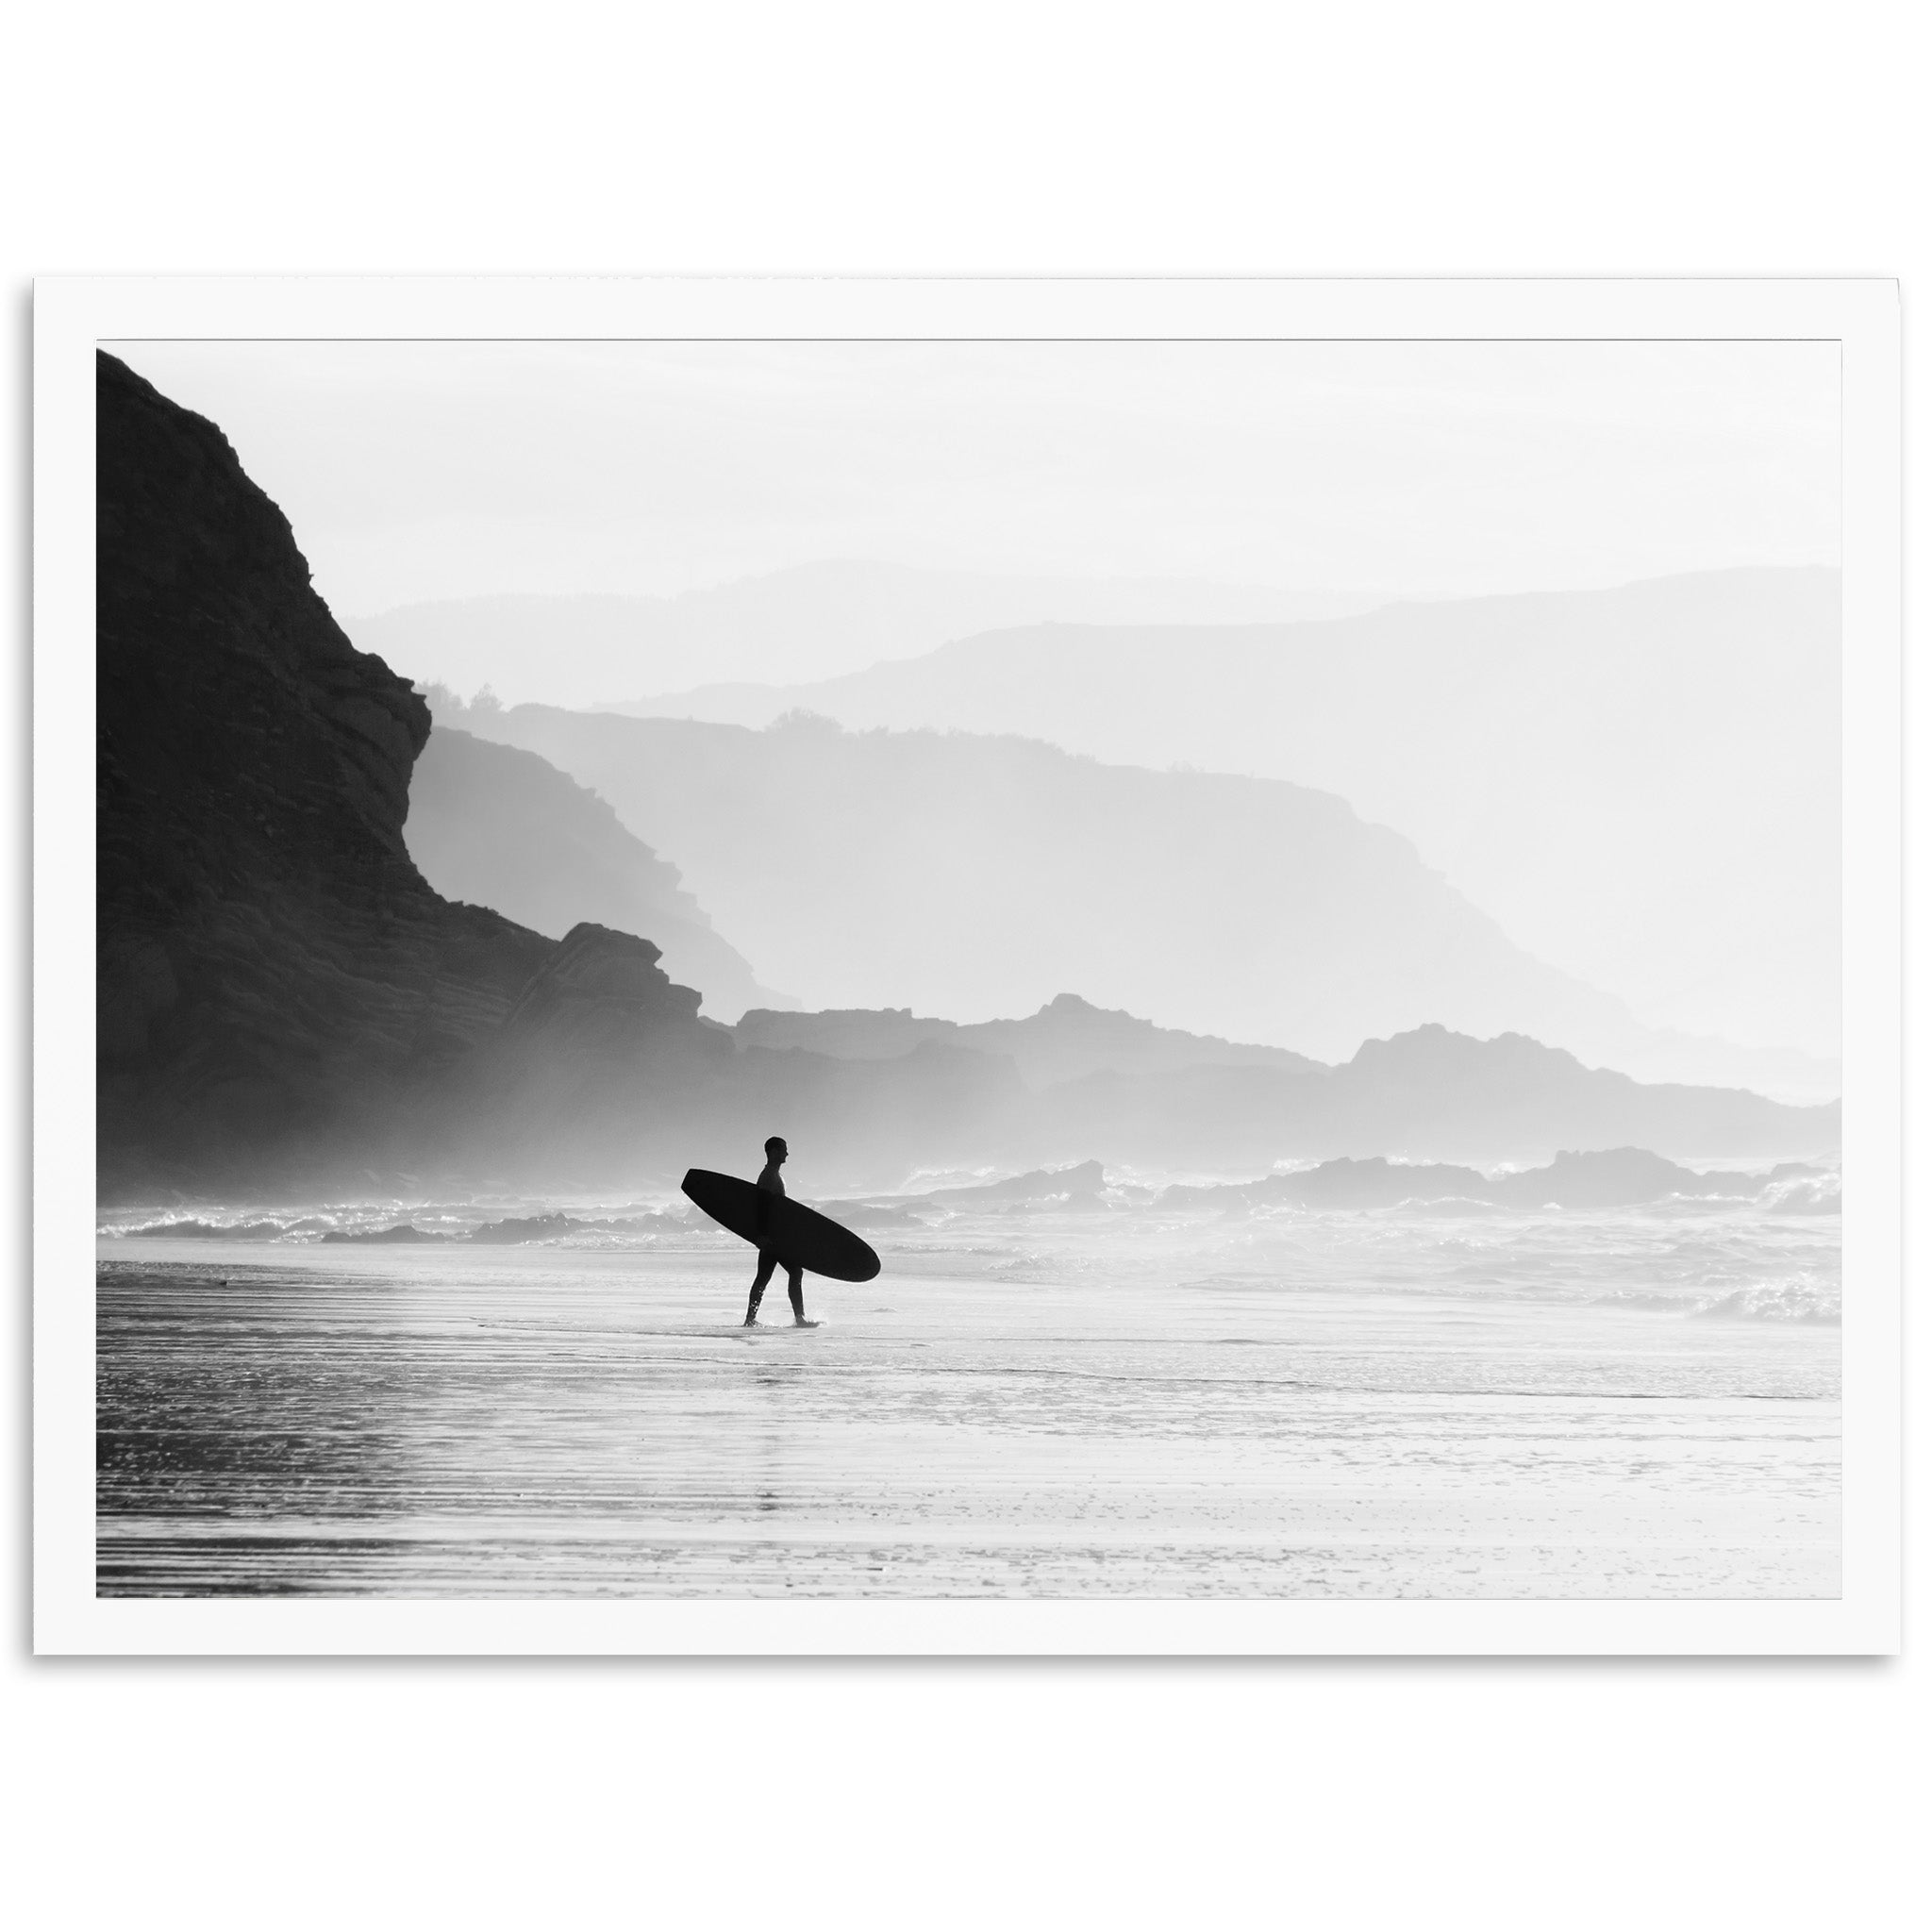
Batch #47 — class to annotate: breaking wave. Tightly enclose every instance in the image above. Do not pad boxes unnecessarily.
[1594,1275,1840,1324]
[1692,1280,1841,1324]
[1759,1174,1841,1215]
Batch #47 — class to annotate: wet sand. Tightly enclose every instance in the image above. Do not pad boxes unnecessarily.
[96,1225,1839,1598]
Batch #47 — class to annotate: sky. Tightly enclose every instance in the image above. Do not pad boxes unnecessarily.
[108,339,1840,616]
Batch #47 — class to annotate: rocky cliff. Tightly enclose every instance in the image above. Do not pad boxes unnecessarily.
[94,354,700,1190]
[426,921,734,1174]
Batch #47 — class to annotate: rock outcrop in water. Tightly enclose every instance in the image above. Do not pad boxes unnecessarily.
[1156,1147,1833,1213]
[318,1224,454,1244]
[913,1159,1109,1206]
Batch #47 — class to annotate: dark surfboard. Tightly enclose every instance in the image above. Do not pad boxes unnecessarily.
[680,1170,882,1282]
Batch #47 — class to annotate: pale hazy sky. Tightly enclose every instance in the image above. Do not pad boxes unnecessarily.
[109,339,1840,615]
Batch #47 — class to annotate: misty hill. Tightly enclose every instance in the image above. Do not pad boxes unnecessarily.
[460,997,1831,1178]
[451,701,1810,1095]
[405,725,790,1021]
[611,570,1840,1091]
[345,562,1374,710]
[728,1006,1832,1171]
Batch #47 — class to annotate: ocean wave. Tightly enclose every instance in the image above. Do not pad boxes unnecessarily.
[1759,1175,1842,1214]
[1692,1282,1841,1324]
[107,1216,313,1241]
[101,1199,700,1244]
[1594,1279,1840,1324]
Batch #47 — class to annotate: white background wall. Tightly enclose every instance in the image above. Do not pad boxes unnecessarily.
[4,4,1922,1926]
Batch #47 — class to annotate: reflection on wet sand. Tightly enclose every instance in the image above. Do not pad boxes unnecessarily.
[96,1211,1840,1599]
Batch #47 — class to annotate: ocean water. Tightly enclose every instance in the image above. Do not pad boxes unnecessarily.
[96,1178,1840,1598]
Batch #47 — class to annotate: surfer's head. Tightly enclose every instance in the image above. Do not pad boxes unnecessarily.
[764,1136,788,1164]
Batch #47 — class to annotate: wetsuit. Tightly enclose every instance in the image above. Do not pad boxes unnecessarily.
[745,1158,805,1323]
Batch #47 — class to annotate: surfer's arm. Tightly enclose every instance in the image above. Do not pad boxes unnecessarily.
[755,1168,782,1241]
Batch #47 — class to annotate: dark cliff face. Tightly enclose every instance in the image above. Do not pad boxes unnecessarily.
[432,922,728,1168]
[95,350,563,1187]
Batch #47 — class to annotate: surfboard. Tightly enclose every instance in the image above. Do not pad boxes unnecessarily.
[679,1170,882,1282]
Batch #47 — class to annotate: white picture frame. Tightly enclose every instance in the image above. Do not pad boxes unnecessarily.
[36,274,1902,1656]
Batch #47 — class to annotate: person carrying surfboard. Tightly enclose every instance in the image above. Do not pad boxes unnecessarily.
[681,1151,880,1324]
[745,1136,818,1327]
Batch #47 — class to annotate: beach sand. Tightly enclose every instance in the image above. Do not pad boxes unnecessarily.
[96,1203,1840,1599]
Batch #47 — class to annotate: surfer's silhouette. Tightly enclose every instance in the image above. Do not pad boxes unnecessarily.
[745,1136,819,1327]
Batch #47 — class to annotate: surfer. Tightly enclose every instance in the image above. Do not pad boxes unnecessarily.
[745,1136,818,1327]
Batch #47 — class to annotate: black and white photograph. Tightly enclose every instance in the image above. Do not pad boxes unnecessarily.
[9,9,1923,1924]
[52,287,1892,1631]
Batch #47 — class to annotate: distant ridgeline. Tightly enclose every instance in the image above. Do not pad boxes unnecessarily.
[585,566,1840,1098]
[94,352,1839,1199]
[721,1003,1837,1174]
[441,695,1837,1103]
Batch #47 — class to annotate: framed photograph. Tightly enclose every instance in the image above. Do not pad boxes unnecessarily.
[34,276,1901,1654]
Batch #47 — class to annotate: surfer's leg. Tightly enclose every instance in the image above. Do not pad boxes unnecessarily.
[746,1251,777,1325]
[787,1264,816,1326]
